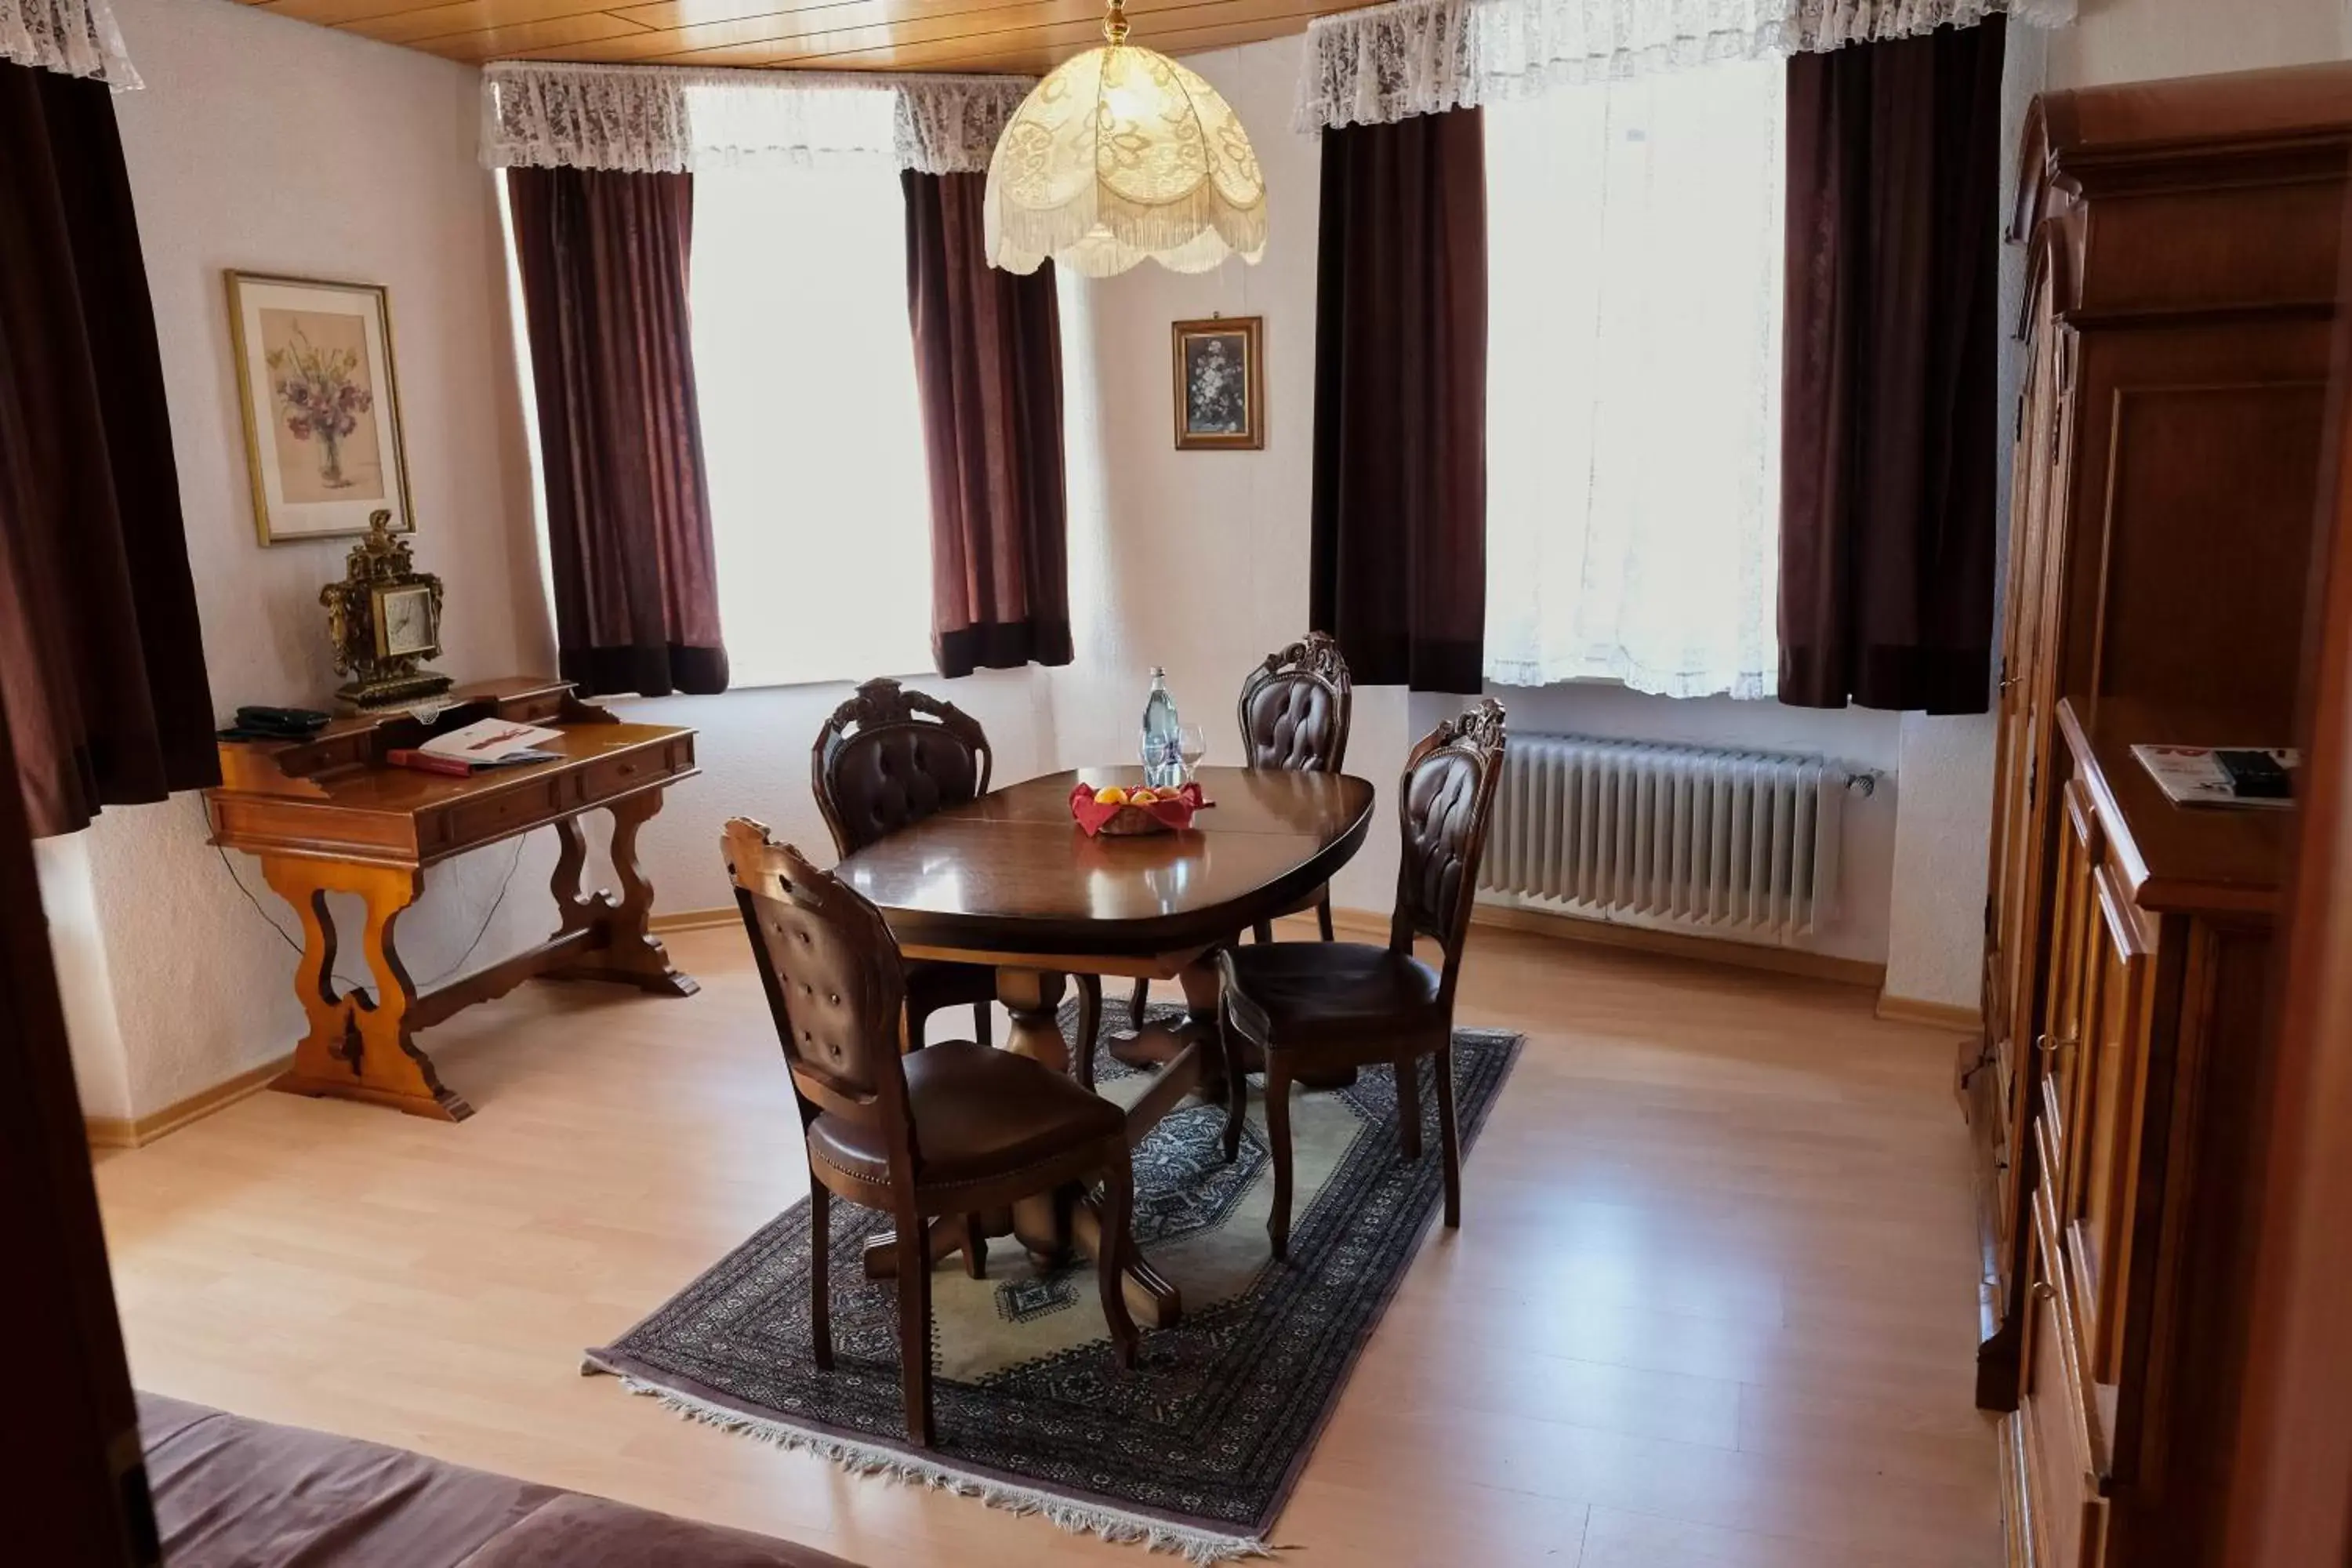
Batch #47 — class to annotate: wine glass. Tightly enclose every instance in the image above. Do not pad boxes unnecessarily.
[1177,723,1208,784]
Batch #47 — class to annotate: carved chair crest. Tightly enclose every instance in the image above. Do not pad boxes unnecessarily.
[1255,631,1348,689]
[1429,697,1507,760]
[1237,630,1354,774]
[811,677,993,858]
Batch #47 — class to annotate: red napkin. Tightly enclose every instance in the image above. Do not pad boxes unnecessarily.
[1069,780,1210,837]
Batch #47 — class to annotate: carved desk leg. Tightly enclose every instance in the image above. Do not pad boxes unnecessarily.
[260,855,470,1122]
[546,791,697,997]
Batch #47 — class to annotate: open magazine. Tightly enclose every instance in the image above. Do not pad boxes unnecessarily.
[387,717,564,776]
[2130,744,2299,811]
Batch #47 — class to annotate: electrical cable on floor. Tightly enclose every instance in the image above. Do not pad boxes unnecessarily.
[216,839,525,998]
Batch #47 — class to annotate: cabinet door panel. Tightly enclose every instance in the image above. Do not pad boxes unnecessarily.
[2040,780,2102,1179]
[2025,1186,2109,1568]
[1987,296,2068,1087]
[2070,862,2156,1385]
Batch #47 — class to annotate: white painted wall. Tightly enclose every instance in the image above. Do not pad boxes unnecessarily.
[2049,0,2344,86]
[34,833,134,1120]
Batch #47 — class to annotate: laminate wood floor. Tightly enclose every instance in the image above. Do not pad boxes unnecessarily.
[93,921,2000,1567]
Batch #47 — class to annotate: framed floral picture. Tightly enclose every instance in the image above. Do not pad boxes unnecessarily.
[1171,316,1264,450]
[226,271,415,544]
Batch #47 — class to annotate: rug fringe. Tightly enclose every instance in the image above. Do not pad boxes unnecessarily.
[596,1365,1275,1565]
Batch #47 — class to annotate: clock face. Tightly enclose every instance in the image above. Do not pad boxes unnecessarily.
[379,586,434,657]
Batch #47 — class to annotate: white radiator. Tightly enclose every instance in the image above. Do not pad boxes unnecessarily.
[1479,733,1849,938]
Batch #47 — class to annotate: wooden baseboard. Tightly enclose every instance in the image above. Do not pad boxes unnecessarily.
[1319,906,1392,940]
[85,1053,292,1152]
[1875,993,1985,1033]
[89,909,732,1152]
[1465,902,1886,990]
[649,907,738,935]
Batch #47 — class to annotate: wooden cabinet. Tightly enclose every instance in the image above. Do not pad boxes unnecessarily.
[1965,61,2350,1568]
[2002,703,2288,1568]
[1967,63,2349,1399]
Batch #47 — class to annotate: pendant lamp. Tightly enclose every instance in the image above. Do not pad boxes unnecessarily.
[983,0,1268,278]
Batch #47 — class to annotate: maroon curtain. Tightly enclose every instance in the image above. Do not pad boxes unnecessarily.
[901,170,1071,678]
[506,167,728,699]
[0,62,218,840]
[1310,108,1487,695]
[1779,19,2005,715]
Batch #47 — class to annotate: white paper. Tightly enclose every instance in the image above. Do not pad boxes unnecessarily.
[2129,744,2299,811]
[419,717,564,764]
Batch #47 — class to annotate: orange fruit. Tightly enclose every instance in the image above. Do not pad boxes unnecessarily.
[1094,786,1129,805]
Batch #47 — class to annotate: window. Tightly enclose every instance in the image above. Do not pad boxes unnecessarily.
[1483,58,1786,699]
[688,155,935,688]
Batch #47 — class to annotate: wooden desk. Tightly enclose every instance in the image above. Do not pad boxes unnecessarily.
[205,677,699,1123]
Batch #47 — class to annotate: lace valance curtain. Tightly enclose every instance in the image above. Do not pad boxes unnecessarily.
[480,61,1033,176]
[1295,0,2072,129]
[2,0,137,88]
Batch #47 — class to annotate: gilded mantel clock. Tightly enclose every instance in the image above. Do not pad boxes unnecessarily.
[321,508,453,710]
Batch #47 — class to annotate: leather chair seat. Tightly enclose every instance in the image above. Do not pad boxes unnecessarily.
[1221,941,1443,1051]
[807,1040,1123,1189]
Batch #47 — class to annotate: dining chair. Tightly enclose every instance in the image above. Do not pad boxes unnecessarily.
[813,677,1103,1054]
[1125,633,1354,1030]
[1216,699,1506,1259]
[724,818,1141,1447]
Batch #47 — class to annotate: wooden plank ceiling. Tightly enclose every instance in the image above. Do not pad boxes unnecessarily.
[233,0,1351,75]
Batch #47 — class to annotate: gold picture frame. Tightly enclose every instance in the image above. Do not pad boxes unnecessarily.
[226,270,416,545]
[1172,316,1265,451]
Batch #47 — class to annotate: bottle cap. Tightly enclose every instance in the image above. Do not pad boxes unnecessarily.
[1149,666,1166,678]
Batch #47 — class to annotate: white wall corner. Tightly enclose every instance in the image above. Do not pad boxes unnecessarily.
[31,831,136,1123]
[1882,711,1998,1011]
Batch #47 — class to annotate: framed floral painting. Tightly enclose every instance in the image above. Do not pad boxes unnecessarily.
[226,271,415,544]
[1171,315,1264,451]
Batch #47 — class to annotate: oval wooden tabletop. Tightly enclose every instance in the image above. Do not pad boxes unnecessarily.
[833,765,1377,958]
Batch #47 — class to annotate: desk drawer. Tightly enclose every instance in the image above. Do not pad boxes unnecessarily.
[497,688,567,725]
[441,778,569,848]
[579,742,687,804]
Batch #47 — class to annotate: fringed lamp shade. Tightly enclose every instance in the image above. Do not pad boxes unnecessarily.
[983,4,1267,278]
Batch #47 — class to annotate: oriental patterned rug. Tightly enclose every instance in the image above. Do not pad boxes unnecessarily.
[585,1003,1521,1563]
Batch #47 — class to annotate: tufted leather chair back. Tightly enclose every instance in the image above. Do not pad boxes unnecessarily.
[1390,700,1507,992]
[724,818,916,1156]
[1236,632,1352,773]
[812,678,993,858]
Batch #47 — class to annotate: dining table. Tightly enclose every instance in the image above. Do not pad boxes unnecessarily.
[832,763,1375,1328]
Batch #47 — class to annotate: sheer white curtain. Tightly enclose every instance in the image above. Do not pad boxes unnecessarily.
[1483,56,1785,699]
[688,151,936,687]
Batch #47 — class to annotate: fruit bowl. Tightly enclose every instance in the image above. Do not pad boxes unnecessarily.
[1070,780,1209,837]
